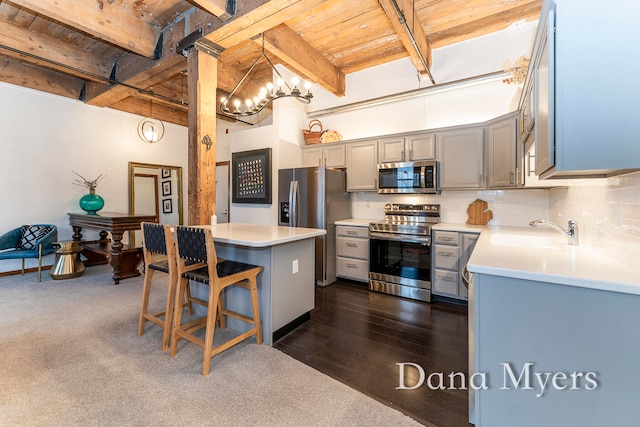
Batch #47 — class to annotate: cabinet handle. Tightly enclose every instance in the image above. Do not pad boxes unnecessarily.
[438,275,456,282]
[346,231,357,235]
[437,251,455,256]
[346,243,358,247]
[510,171,514,184]
[346,263,358,268]
[439,237,455,242]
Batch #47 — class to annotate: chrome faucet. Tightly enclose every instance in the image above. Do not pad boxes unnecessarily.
[529,219,579,245]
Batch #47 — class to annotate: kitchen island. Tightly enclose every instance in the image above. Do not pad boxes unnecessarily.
[192,223,325,346]
[467,226,640,426]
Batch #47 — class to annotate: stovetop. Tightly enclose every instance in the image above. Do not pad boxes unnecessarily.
[369,203,441,237]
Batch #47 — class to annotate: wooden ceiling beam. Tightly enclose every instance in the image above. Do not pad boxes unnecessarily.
[8,0,160,58]
[259,25,345,97]
[84,21,187,108]
[204,0,332,49]
[188,0,228,18]
[110,96,188,127]
[421,0,541,35]
[0,19,111,82]
[0,55,84,99]
[379,0,433,75]
[427,2,542,49]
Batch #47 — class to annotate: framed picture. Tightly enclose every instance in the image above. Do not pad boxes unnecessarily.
[162,198,172,214]
[232,148,272,204]
[162,180,171,196]
[161,169,171,179]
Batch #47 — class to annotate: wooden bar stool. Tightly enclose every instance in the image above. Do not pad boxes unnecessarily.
[138,222,197,351]
[170,225,263,376]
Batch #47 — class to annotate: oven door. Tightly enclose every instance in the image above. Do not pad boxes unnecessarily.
[369,232,431,301]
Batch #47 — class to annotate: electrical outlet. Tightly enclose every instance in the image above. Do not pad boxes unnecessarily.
[292,259,298,274]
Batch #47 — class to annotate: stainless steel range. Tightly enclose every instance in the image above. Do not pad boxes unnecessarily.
[369,203,441,302]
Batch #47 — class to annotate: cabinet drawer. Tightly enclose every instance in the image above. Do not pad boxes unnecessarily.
[433,231,459,245]
[336,236,369,259]
[433,244,459,270]
[337,225,369,238]
[433,269,459,296]
[336,257,368,282]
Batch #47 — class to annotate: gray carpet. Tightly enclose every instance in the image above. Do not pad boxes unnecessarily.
[0,266,421,426]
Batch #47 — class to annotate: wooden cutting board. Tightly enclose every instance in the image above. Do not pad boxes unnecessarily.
[466,199,493,225]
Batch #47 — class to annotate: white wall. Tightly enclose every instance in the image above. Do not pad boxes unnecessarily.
[0,82,188,273]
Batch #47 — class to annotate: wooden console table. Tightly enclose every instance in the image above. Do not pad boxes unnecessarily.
[68,212,156,284]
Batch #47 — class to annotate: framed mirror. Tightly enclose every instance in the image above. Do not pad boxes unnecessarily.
[128,161,183,246]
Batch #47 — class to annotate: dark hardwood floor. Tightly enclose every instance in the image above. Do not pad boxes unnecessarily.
[274,280,471,427]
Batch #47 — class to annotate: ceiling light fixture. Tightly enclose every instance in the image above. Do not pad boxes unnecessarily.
[137,99,165,143]
[219,36,313,117]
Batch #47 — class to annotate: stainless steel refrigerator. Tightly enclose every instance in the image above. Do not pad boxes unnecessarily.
[278,166,351,286]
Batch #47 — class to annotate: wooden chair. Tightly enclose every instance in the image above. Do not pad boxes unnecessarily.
[170,225,263,376]
[138,222,197,351]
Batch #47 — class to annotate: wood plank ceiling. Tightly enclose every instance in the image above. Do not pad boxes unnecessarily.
[0,0,542,127]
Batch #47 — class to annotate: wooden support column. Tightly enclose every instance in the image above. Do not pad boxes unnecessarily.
[187,48,218,226]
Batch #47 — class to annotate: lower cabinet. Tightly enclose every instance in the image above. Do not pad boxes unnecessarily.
[432,230,479,300]
[336,225,369,282]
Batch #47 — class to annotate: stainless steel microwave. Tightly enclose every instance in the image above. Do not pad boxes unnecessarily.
[377,160,438,194]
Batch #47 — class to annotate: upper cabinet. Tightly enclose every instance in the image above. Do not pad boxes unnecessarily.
[378,132,436,163]
[301,143,346,168]
[530,0,640,179]
[437,125,485,190]
[518,80,534,144]
[346,140,378,192]
[486,113,519,188]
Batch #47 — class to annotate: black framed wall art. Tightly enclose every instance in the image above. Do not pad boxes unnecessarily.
[162,180,171,196]
[232,148,272,204]
[162,198,172,214]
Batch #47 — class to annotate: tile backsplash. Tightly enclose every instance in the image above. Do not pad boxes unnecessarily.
[350,188,550,226]
[550,171,640,255]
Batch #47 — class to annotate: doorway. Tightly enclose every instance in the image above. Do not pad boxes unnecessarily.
[216,161,230,223]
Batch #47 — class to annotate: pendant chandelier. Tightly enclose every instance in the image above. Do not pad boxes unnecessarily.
[137,99,165,143]
[219,37,313,117]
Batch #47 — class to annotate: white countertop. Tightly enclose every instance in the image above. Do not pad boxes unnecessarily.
[467,225,640,296]
[196,223,325,247]
[335,218,380,227]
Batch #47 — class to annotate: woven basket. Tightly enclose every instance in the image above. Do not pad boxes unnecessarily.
[303,120,324,145]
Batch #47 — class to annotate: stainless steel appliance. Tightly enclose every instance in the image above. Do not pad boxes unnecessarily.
[377,160,438,194]
[369,203,441,302]
[278,166,351,287]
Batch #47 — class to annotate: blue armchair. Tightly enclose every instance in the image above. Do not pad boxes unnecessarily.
[0,225,58,282]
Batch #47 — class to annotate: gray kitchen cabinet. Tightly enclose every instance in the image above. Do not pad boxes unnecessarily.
[432,230,478,300]
[301,143,346,168]
[437,125,485,190]
[518,79,534,144]
[471,272,640,426]
[458,233,478,300]
[378,132,436,163]
[486,113,518,188]
[336,225,369,282]
[346,139,378,191]
[531,0,640,179]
